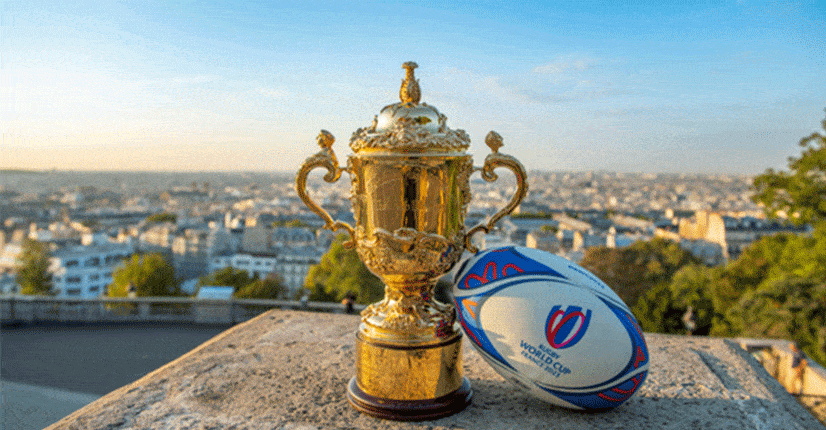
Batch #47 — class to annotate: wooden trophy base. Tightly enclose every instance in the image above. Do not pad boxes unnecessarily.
[346,377,472,421]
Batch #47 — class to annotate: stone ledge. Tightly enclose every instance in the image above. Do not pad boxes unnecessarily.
[47,310,824,429]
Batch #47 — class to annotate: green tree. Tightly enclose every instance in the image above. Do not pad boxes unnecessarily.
[146,212,177,224]
[724,276,826,365]
[704,228,826,365]
[632,282,684,334]
[745,113,826,364]
[17,238,54,295]
[304,235,383,304]
[580,237,701,308]
[109,253,179,297]
[753,109,826,225]
[668,264,716,334]
[511,212,554,219]
[80,219,100,229]
[633,264,717,334]
[198,267,255,292]
[235,276,288,300]
[272,219,311,228]
[539,225,558,233]
[710,233,800,320]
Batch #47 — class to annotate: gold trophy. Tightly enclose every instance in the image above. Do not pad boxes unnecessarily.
[296,62,528,420]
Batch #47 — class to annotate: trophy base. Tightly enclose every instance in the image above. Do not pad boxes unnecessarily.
[347,377,472,421]
[347,326,472,420]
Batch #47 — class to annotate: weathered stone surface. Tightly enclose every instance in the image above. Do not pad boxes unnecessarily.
[47,310,824,429]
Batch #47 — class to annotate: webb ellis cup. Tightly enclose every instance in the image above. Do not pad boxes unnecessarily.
[296,62,528,420]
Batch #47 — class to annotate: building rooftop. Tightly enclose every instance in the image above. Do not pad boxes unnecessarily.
[51,241,132,258]
[195,286,235,300]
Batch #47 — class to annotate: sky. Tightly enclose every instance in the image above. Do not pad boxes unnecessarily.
[3,1,825,174]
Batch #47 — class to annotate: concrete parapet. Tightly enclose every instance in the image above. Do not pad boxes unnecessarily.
[47,310,823,429]
[1,296,363,326]
[738,338,826,424]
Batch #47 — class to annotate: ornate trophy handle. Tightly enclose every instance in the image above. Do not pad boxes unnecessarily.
[464,131,529,253]
[296,130,357,248]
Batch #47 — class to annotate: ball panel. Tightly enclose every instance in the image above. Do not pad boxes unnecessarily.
[478,282,632,389]
[454,289,516,371]
[599,296,649,384]
[513,246,628,310]
[530,296,649,410]
[535,370,648,410]
[455,247,565,290]
[454,246,629,312]
[528,296,649,391]
[473,347,585,410]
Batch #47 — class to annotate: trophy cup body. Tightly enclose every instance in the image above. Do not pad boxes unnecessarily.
[349,152,472,283]
[296,62,528,420]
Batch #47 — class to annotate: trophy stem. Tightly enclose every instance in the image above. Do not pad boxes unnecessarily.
[385,278,431,297]
[346,277,472,420]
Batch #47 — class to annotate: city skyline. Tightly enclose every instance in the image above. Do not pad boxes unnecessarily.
[4,1,825,174]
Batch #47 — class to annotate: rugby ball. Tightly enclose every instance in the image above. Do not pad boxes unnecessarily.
[452,246,648,410]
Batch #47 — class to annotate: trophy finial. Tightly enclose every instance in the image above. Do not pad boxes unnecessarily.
[400,61,420,104]
[485,131,503,153]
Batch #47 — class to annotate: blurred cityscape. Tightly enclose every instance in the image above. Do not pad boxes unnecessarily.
[0,169,807,300]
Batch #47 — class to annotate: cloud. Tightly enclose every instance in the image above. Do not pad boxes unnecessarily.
[433,59,624,111]
[506,55,646,106]
[256,86,290,99]
[532,56,598,75]
[172,74,220,85]
[435,67,532,108]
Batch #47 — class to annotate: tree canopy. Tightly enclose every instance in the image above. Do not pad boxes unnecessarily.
[710,230,826,365]
[199,267,255,291]
[539,225,558,233]
[234,277,288,300]
[198,267,288,299]
[580,237,701,308]
[109,253,179,297]
[271,219,311,228]
[633,264,716,335]
[753,109,826,225]
[17,238,54,295]
[304,234,383,304]
[145,212,177,224]
[626,230,826,365]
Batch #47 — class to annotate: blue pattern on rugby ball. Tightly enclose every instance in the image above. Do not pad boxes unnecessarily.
[452,246,648,411]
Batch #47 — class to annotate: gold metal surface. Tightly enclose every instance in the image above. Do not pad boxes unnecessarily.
[399,61,421,104]
[295,62,528,419]
[295,130,356,247]
[356,330,463,400]
[464,131,529,253]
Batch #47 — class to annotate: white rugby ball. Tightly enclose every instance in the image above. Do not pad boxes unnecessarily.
[452,246,648,410]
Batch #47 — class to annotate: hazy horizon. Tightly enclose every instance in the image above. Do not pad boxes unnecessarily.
[0,166,759,178]
[5,1,825,175]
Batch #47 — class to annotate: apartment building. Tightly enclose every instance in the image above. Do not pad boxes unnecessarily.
[49,236,135,298]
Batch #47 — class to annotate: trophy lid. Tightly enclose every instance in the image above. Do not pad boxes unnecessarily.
[349,62,470,154]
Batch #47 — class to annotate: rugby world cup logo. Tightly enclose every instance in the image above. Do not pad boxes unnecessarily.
[546,305,592,349]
